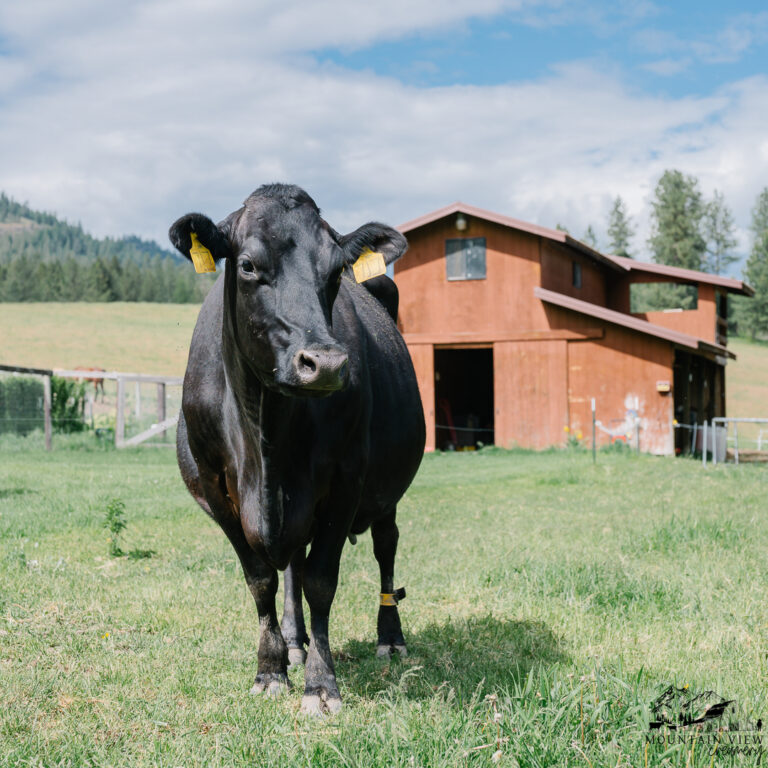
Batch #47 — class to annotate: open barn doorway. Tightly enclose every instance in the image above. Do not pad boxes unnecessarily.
[673,350,721,455]
[434,347,494,450]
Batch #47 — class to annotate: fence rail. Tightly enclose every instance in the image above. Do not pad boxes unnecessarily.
[0,364,182,449]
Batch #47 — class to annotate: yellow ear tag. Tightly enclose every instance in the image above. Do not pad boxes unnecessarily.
[189,232,216,274]
[352,248,387,283]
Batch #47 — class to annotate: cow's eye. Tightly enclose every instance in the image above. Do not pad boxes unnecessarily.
[238,259,257,277]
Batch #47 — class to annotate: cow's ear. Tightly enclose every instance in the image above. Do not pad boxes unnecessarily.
[169,213,233,264]
[340,222,408,266]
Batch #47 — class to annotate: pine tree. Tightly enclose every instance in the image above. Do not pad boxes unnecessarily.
[752,188,768,234]
[582,225,598,248]
[119,260,143,301]
[60,259,83,301]
[703,190,738,275]
[648,170,706,270]
[743,188,768,339]
[84,257,117,301]
[5,254,38,301]
[606,196,634,258]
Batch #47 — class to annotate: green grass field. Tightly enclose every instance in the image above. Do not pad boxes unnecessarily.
[0,303,199,375]
[2,445,768,767]
[727,338,768,417]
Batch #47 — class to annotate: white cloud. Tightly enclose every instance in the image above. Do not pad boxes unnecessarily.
[0,0,765,269]
[633,11,768,67]
[642,57,691,76]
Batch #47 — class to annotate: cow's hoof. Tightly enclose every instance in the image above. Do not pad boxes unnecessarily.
[288,647,307,669]
[376,643,408,659]
[300,693,343,716]
[250,673,291,697]
[300,695,323,716]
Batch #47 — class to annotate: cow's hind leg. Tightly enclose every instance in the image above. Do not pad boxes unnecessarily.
[281,548,309,668]
[372,508,407,659]
[221,523,290,696]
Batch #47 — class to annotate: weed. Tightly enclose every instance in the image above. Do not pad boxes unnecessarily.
[103,497,127,557]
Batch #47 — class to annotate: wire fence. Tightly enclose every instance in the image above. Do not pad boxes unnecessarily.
[674,418,768,465]
[0,365,182,450]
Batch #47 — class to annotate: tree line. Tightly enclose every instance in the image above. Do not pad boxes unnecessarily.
[0,253,211,303]
[0,193,213,303]
[574,171,768,339]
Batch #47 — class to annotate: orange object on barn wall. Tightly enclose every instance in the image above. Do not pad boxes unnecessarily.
[393,203,753,455]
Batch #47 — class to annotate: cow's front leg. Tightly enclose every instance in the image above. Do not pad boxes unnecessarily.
[222,523,290,696]
[281,548,309,668]
[246,563,291,695]
[300,532,347,715]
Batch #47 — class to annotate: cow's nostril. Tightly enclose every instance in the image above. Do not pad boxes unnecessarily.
[299,353,317,374]
[292,348,348,390]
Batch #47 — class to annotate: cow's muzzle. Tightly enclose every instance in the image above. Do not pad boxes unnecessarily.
[291,347,349,392]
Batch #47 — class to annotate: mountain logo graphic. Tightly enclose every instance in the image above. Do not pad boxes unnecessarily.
[650,685,734,730]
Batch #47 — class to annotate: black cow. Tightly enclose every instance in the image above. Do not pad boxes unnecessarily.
[169,184,425,715]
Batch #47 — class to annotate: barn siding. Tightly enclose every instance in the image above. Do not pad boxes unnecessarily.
[395,218,546,338]
[494,340,568,449]
[539,241,607,306]
[566,324,675,455]
[406,343,436,452]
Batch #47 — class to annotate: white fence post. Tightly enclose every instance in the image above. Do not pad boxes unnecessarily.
[43,375,52,451]
[116,376,126,447]
[157,382,166,423]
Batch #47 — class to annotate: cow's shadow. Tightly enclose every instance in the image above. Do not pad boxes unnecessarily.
[334,615,567,702]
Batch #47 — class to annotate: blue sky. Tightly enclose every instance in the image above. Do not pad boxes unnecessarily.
[319,2,768,98]
[0,0,766,267]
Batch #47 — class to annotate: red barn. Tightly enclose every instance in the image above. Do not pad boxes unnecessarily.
[393,202,753,454]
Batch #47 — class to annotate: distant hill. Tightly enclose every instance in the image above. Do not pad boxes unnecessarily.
[0,192,178,265]
[0,193,214,303]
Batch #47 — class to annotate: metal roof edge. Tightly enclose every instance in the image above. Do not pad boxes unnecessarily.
[534,286,709,351]
[609,255,754,296]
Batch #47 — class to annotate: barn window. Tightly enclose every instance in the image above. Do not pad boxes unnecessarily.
[630,283,698,313]
[446,238,486,281]
[716,291,727,319]
[572,261,582,289]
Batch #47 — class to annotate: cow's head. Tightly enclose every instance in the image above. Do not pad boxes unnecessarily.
[169,184,407,396]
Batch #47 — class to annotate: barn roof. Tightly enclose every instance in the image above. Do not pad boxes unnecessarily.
[399,202,623,272]
[534,287,735,360]
[606,255,753,296]
[399,202,753,296]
